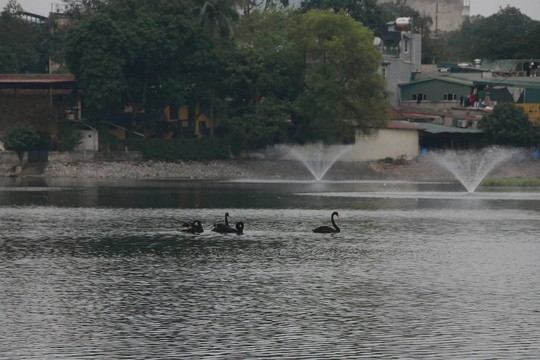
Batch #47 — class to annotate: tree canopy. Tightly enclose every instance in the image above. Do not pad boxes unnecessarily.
[219,10,388,146]
[64,0,217,119]
[2,124,41,153]
[0,0,49,73]
[62,2,388,147]
[479,102,537,147]
[299,0,385,31]
[291,10,387,142]
[445,6,538,61]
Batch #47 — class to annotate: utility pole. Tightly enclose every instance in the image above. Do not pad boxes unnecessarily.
[435,0,439,32]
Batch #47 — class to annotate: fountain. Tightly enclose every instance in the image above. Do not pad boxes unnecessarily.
[430,146,521,193]
[275,142,352,181]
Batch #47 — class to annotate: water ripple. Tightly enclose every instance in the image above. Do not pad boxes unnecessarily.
[1,190,540,358]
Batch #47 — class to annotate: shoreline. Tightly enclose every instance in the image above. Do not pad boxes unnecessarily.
[28,157,540,182]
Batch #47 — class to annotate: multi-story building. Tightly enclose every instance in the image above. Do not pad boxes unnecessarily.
[375,18,422,109]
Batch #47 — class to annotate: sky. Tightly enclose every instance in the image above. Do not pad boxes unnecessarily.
[1,0,539,19]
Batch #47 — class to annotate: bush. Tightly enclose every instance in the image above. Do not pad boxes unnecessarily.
[56,121,82,151]
[479,103,536,147]
[129,138,231,161]
[2,124,41,153]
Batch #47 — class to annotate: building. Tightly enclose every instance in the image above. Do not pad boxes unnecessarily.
[0,74,81,143]
[378,0,470,32]
[375,18,422,109]
[343,119,421,161]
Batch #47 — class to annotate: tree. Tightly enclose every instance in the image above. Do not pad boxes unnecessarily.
[195,0,240,38]
[2,124,41,161]
[290,10,388,142]
[59,0,107,19]
[220,10,388,147]
[64,0,217,126]
[218,10,299,148]
[446,7,537,61]
[0,0,48,73]
[299,0,386,31]
[479,102,536,147]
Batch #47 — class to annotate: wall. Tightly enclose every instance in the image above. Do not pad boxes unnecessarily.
[400,80,470,103]
[516,103,540,124]
[75,130,99,151]
[340,128,420,162]
[0,151,23,165]
[401,101,463,112]
[47,151,143,163]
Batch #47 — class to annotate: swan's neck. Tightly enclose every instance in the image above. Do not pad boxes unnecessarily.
[331,215,340,231]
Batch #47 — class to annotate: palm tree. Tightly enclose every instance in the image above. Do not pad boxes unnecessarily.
[196,0,241,38]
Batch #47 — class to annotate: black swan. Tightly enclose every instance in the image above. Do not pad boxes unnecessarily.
[313,211,340,233]
[181,220,204,234]
[213,221,244,234]
[212,212,231,232]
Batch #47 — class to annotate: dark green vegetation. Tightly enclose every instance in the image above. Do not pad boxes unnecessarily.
[2,0,540,161]
[481,178,540,187]
[129,138,231,161]
[2,124,43,162]
[479,103,539,147]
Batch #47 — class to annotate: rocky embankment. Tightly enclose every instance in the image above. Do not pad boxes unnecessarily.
[40,157,540,181]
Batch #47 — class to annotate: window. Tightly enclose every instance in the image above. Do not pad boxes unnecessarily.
[443,93,457,101]
[413,93,426,102]
[403,39,409,53]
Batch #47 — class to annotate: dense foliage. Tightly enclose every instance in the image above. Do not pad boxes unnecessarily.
[0,1,48,73]
[444,6,539,61]
[62,2,388,148]
[64,0,217,118]
[3,0,540,155]
[2,124,41,153]
[479,103,538,147]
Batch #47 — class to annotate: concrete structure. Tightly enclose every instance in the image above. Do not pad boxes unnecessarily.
[342,121,420,161]
[378,0,470,32]
[74,123,99,152]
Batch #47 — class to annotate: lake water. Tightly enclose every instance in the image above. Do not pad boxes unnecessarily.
[1,177,540,359]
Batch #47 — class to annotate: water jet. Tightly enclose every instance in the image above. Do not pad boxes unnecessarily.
[276,143,352,181]
[430,146,521,193]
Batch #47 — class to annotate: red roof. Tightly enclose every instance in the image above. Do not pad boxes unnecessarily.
[0,74,76,84]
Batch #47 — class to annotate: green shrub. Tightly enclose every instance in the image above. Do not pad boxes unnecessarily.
[57,121,82,151]
[2,124,41,153]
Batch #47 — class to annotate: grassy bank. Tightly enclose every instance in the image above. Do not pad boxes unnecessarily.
[481,177,540,187]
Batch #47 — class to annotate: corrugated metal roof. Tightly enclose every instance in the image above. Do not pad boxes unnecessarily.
[412,122,483,134]
[399,76,474,88]
[473,77,540,90]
